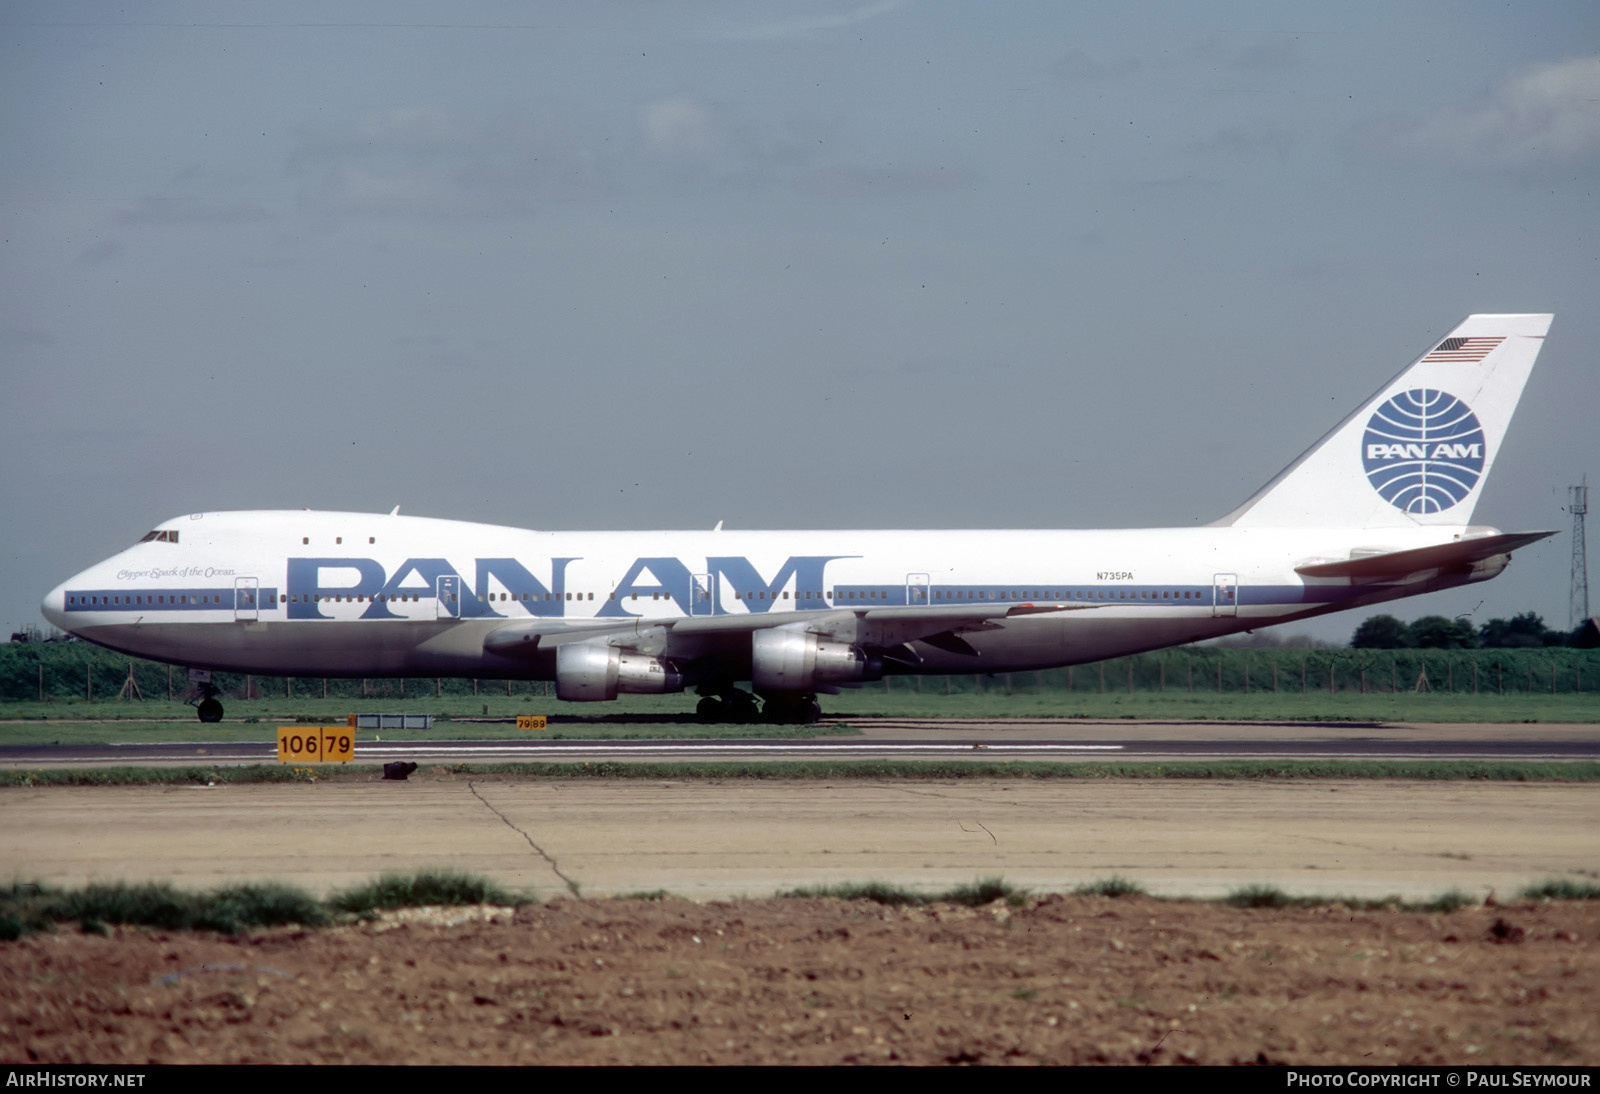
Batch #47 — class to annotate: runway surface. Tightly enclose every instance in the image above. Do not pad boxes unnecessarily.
[2,777,1595,902]
[4,717,1599,765]
[1,720,1597,902]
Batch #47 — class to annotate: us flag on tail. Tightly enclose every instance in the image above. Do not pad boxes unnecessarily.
[1423,336,1503,363]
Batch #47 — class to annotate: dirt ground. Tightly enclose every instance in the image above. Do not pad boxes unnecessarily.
[3,893,1596,1066]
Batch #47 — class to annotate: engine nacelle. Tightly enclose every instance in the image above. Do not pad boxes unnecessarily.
[555,643,685,702]
[751,629,882,692]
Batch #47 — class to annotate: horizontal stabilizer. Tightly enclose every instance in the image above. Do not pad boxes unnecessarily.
[1294,531,1555,580]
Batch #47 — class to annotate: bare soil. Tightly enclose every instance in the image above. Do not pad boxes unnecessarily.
[3,894,1597,1066]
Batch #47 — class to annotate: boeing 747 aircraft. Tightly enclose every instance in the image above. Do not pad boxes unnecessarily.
[43,313,1555,723]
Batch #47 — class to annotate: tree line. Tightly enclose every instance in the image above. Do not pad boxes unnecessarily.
[2,635,1598,702]
[1350,611,1595,650]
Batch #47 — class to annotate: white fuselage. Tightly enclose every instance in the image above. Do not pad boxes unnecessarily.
[41,509,1501,683]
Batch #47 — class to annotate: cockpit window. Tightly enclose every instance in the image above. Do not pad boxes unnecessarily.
[138,530,179,544]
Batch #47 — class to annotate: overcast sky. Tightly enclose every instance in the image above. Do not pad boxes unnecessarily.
[3,0,1597,644]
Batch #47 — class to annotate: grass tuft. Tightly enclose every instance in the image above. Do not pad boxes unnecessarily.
[780,880,927,906]
[1412,889,1475,914]
[44,882,201,931]
[191,884,332,932]
[780,877,1022,907]
[1518,878,1600,901]
[1074,876,1147,898]
[1224,884,1299,909]
[942,877,1022,907]
[328,870,524,914]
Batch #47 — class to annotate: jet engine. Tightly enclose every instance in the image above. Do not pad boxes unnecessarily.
[555,643,685,701]
[750,629,883,692]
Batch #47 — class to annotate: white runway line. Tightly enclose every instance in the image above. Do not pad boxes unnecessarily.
[353,743,1126,756]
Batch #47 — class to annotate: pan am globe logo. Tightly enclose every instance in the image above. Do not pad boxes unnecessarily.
[1362,389,1486,514]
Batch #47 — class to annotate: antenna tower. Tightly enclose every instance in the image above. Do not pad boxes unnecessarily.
[1573,476,1590,630]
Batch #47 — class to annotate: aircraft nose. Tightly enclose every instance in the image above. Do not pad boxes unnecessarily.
[40,580,70,632]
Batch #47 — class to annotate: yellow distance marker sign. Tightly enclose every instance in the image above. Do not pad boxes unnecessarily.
[516,715,548,731]
[277,727,355,763]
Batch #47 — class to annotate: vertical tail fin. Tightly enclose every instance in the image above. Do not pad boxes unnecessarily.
[1218,313,1552,528]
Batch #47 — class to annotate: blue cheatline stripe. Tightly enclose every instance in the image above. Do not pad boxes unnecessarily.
[64,588,280,613]
[61,580,1385,618]
[814,583,1374,610]
[830,584,1226,607]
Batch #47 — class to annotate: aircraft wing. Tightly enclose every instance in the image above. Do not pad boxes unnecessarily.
[1294,530,1556,581]
[483,601,1101,659]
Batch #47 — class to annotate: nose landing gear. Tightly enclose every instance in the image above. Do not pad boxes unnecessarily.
[190,682,224,723]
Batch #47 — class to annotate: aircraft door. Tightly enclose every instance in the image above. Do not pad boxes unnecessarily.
[905,573,931,607]
[234,577,259,622]
[691,573,715,616]
[436,575,462,619]
[1212,573,1239,617]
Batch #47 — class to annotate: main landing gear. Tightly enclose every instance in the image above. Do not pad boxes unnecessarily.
[695,689,822,725]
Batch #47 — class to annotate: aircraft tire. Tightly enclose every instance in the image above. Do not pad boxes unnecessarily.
[196,698,224,723]
[696,697,726,724]
[762,694,819,725]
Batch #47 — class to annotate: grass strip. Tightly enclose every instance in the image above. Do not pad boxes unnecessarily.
[5,759,1599,787]
[0,871,532,940]
[6,872,1596,941]
[1221,883,1477,913]
[1,880,333,939]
